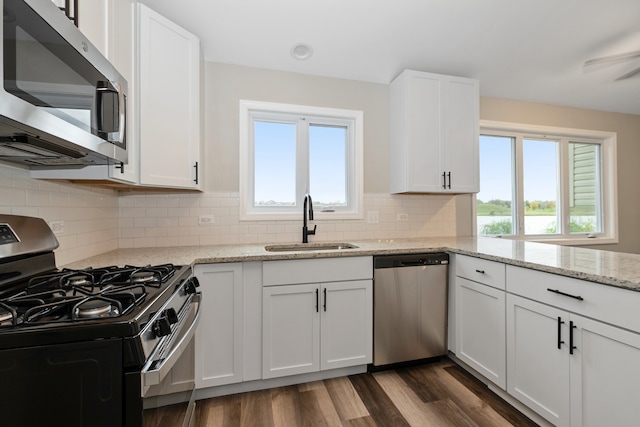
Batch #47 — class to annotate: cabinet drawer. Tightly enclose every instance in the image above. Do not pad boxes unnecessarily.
[455,254,505,290]
[507,265,640,332]
[263,256,372,286]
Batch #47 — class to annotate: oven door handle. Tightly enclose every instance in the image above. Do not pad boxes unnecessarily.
[142,292,201,390]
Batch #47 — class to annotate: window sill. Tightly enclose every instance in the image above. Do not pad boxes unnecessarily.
[240,211,364,221]
[483,235,619,246]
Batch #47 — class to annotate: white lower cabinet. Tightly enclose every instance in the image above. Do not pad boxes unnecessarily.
[262,280,372,379]
[194,263,243,388]
[507,293,640,427]
[570,315,640,427]
[455,277,506,388]
[262,283,319,378]
[506,294,570,426]
[453,254,506,389]
[321,281,372,370]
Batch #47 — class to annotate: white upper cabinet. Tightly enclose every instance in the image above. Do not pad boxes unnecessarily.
[390,70,479,193]
[106,0,139,184]
[138,4,201,189]
[77,0,109,56]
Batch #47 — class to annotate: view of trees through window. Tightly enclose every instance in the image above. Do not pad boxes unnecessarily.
[477,135,601,237]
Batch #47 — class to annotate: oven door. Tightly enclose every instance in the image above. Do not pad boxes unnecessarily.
[142,292,201,427]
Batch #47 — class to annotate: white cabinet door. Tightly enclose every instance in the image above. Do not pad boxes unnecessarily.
[506,294,570,427]
[194,263,243,389]
[321,280,372,370]
[390,70,479,194]
[389,71,443,193]
[262,284,320,379]
[78,0,109,56]
[106,0,138,183]
[443,76,479,193]
[455,278,506,389]
[570,315,640,427]
[138,4,201,189]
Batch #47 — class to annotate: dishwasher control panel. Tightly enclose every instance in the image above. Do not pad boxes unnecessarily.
[374,252,449,268]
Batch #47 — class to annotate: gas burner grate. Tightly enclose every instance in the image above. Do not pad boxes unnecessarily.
[0,264,177,326]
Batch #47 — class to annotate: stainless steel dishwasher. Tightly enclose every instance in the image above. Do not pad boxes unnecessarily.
[373,253,449,367]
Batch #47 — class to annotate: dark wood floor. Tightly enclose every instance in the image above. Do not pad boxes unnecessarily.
[193,358,538,427]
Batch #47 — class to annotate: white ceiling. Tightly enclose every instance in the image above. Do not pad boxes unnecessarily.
[140,0,640,115]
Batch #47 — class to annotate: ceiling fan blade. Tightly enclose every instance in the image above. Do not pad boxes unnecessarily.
[615,66,640,81]
[584,49,640,67]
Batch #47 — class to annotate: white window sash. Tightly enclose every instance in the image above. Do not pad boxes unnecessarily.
[240,100,363,221]
[477,120,617,245]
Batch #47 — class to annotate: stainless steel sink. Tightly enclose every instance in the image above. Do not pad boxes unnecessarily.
[264,242,359,252]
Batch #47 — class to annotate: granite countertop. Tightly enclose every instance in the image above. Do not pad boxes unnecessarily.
[63,237,640,292]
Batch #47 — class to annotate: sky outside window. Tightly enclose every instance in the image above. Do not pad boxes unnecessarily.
[477,135,514,235]
[309,124,347,206]
[254,120,296,206]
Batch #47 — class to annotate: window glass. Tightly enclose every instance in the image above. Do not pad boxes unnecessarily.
[569,142,601,234]
[309,124,347,207]
[240,100,363,220]
[477,135,515,236]
[477,123,615,243]
[523,139,559,235]
[254,120,296,207]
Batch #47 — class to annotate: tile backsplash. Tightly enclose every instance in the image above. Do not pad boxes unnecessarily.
[1,163,458,265]
[119,192,457,248]
[0,164,119,266]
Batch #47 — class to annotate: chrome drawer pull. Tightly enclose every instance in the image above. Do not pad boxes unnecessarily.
[547,288,584,301]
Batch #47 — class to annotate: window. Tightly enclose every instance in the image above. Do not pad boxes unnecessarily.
[477,121,617,245]
[239,100,363,220]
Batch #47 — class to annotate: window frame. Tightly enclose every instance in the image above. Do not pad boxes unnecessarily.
[476,120,618,245]
[239,100,364,221]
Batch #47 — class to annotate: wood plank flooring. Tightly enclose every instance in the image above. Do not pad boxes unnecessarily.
[193,358,538,427]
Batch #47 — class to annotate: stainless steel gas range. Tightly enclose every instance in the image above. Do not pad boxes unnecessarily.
[0,214,201,426]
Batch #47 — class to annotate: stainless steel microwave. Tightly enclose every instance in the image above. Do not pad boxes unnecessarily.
[0,0,127,167]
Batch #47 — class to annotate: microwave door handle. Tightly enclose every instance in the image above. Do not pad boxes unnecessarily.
[95,81,125,143]
[116,81,126,144]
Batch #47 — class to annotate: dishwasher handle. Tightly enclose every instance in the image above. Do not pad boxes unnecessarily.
[401,260,428,266]
[374,253,449,269]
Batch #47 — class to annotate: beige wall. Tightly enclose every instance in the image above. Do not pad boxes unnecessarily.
[203,62,390,193]
[480,97,640,254]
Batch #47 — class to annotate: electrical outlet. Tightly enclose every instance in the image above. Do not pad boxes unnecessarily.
[397,213,409,221]
[49,221,64,235]
[198,215,214,225]
[367,211,379,224]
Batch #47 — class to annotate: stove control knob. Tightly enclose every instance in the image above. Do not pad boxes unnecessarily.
[153,317,172,337]
[165,308,178,325]
[184,277,200,295]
